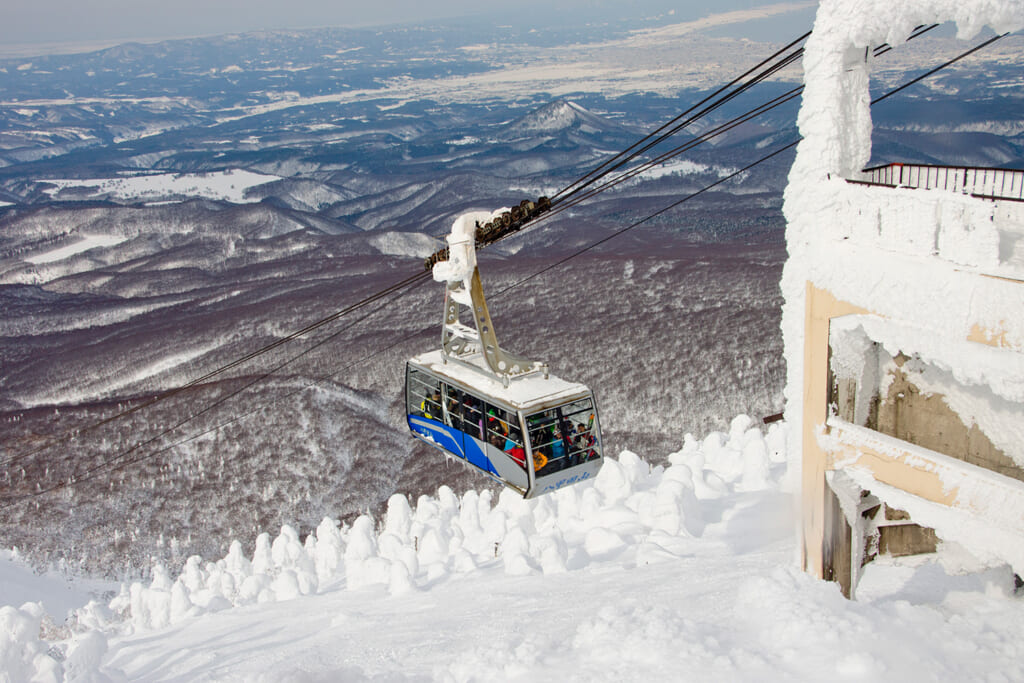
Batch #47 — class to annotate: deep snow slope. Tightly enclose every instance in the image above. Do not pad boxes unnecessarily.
[3,418,1022,682]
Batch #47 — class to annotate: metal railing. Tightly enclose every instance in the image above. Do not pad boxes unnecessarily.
[852,163,1024,202]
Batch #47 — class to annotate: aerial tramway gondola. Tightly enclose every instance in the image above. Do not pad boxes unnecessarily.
[405,204,603,498]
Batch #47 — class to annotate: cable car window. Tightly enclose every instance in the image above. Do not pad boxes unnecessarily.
[526,396,600,471]
[442,385,464,430]
[461,394,484,440]
[483,404,505,444]
[478,403,522,469]
[408,368,443,421]
[560,398,596,428]
[526,409,565,472]
[568,398,600,464]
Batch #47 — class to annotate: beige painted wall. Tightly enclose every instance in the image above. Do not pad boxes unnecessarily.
[801,279,1024,580]
[800,283,865,577]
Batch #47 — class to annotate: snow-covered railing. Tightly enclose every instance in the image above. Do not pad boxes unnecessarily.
[851,163,1024,202]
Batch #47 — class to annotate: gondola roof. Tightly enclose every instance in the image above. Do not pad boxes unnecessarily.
[408,349,591,411]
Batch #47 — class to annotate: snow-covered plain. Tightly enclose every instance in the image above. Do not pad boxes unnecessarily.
[23,234,128,265]
[40,170,281,204]
[3,417,1022,681]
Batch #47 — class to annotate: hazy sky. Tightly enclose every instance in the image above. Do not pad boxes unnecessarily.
[3,0,794,49]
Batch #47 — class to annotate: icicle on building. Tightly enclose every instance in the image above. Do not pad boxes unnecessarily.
[781,0,1024,598]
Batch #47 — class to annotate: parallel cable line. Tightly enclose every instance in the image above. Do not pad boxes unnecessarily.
[872,31,1006,105]
[498,142,799,297]
[549,22,937,207]
[534,86,804,226]
[550,31,812,204]
[531,24,940,229]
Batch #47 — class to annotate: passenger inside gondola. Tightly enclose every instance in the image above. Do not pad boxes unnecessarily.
[503,424,522,451]
[485,406,526,470]
[486,408,507,440]
[422,389,442,421]
[550,425,568,467]
[531,449,548,473]
[445,388,464,430]
[505,442,526,468]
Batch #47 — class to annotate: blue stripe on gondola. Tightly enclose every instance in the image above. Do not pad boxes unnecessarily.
[463,435,498,475]
[407,416,498,476]
[408,416,464,457]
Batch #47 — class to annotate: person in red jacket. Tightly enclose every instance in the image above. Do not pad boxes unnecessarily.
[505,443,526,469]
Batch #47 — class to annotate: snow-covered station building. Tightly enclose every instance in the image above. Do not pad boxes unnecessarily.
[782,0,1024,597]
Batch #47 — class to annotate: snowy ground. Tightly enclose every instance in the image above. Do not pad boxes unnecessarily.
[3,417,1022,682]
[23,234,129,265]
[39,170,280,205]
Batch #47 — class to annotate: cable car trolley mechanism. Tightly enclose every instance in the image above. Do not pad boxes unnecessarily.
[406,208,603,498]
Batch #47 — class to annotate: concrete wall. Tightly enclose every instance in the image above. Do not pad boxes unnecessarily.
[831,349,1024,484]
[873,357,1024,484]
